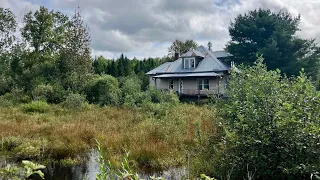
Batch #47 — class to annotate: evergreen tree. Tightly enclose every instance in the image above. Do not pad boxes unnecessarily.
[226,9,320,77]
[117,54,125,77]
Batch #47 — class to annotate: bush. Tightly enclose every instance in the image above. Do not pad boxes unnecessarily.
[61,93,87,109]
[0,88,31,107]
[0,74,14,95]
[119,76,142,107]
[1,136,22,151]
[201,58,320,179]
[32,84,54,101]
[21,101,51,113]
[32,84,67,103]
[85,75,121,106]
[144,86,179,104]
[13,138,48,159]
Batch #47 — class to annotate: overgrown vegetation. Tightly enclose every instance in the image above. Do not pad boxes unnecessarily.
[1,4,320,179]
[0,101,216,174]
[0,160,45,180]
[193,58,320,179]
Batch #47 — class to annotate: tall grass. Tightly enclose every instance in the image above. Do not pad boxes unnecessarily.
[0,103,217,174]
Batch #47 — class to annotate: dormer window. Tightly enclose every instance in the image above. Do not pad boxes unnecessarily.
[184,57,195,69]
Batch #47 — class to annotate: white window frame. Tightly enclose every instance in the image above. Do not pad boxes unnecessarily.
[168,79,174,89]
[198,79,209,90]
[184,57,195,69]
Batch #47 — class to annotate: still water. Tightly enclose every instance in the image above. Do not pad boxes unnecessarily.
[28,151,186,180]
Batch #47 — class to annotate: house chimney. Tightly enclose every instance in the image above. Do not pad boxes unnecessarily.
[174,52,180,60]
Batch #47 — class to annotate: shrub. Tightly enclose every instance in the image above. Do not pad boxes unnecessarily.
[61,93,87,109]
[202,58,320,179]
[1,136,22,151]
[13,138,48,159]
[0,95,14,107]
[119,76,142,107]
[32,84,67,103]
[0,74,14,96]
[144,86,179,104]
[0,88,31,107]
[21,101,51,113]
[32,84,54,101]
[85,75,121,106]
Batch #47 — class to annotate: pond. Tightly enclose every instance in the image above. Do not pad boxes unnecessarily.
[1,150,187,180]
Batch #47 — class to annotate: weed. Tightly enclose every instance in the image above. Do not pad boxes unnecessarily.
[20,101,50,113]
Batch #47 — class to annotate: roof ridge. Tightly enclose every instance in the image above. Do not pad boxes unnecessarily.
[199,46,229,70]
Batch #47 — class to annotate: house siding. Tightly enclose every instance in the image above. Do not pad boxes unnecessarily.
[149,77,155,86]
[149,76,227,95]
[155,78,179,91]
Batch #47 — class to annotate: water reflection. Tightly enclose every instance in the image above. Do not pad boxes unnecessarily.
[43,150,186,180]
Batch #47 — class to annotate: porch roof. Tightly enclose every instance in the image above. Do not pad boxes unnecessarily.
[153,72,220,78]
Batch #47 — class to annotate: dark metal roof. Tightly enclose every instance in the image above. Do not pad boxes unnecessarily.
[153,72,220,78]
[147,46,231,75]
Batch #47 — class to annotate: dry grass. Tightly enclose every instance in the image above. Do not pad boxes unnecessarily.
[0,103,217,171]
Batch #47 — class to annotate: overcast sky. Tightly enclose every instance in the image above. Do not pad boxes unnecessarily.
[1,0,320,59]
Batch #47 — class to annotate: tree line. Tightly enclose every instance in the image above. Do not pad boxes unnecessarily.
[0,6,319,102]
[0,6,172,103]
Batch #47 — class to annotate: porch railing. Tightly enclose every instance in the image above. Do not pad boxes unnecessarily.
[180,89,217,95]
[159,84,228,96]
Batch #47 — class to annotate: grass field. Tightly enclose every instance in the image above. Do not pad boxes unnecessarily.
[0,103,217,172]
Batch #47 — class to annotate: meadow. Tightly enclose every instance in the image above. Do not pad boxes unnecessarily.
[0,102,217,173]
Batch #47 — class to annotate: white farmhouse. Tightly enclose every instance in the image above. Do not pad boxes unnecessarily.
[147,45,233,97]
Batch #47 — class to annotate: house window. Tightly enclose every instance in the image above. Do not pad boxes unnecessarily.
[169,79,174,89]
[184,58,195,69]
[190,59,195,68]
[199,79,209,90]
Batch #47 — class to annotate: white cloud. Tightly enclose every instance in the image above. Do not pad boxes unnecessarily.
[1,0,320,58]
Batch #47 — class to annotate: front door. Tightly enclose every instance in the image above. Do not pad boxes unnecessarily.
[178,79,183,94]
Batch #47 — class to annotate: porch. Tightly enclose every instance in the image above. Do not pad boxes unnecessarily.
[151,73,228,97]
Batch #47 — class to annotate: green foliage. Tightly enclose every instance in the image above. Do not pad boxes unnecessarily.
[227,8,320,78]
[32,84,54,101]
[200,174,217,180]
[119,76,142,107]
[168,39,198,57]
[0,74,14,95]
[21,101,51,113]
[85,75,121,106]
[96,140,164,180]
[0,7,16,52]
[93,56,110,75]
[13,138,48,159]
[144,86,179,104]
[0,160,45,180]
[1,136,22,151]
[0,88,31,107]
[21,6,69,54]
[22,160,45,179]
[0,164,19,180]
[205,57,320,179]
[58,7,92,92]
[61,93,87,109]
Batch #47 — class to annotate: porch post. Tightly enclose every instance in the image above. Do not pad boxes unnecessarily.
[217,76,220,97]
[178,78,181,94]
[197,78,200,104]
